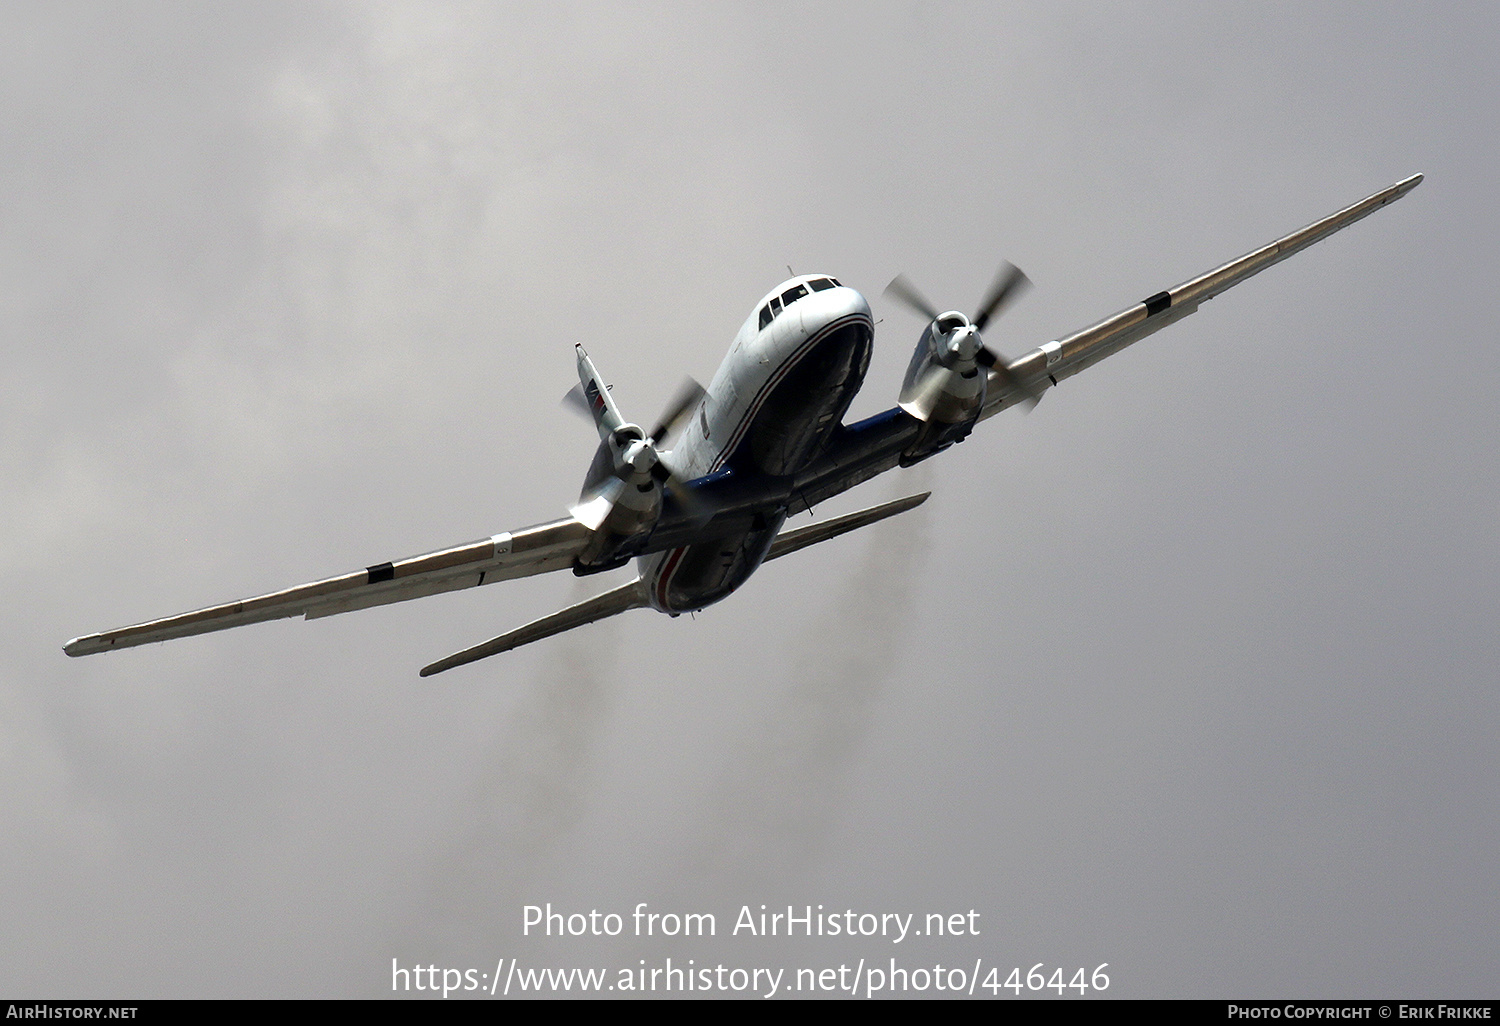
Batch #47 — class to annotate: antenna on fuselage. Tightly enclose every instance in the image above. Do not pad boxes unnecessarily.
[787,264,795,277]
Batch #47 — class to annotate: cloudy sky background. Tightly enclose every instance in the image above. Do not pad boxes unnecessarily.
[4,1,1495,998]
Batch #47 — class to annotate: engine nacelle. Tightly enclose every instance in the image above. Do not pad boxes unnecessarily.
[572,431,664,574]
[566,344,706,574]
[898,313,987,464]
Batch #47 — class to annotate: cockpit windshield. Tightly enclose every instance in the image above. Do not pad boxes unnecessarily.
[759,278,842,332]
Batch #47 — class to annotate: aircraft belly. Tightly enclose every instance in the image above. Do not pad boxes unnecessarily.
[643,512,786,614]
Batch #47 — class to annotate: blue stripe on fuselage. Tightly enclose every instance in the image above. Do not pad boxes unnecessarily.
[711,311,872,476]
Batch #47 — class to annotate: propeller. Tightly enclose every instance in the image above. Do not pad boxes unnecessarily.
[972,262,1030,333]
[649,376,708,445]
[884,273,941,322]
[886,262,1044,418]
[566,346,706,530]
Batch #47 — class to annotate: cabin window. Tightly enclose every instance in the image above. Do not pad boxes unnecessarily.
[759,305,773,329]
[808,277,835,292]
[781,284,808,306]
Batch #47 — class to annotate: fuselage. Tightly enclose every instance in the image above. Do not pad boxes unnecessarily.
[640,275,873,613]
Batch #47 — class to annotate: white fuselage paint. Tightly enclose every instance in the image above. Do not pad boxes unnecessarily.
[639,277,873,614]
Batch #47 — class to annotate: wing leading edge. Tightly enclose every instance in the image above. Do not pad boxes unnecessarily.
[979,173,1424,417]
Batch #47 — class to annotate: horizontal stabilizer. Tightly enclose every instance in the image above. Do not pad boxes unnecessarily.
[419,492,930,675]
[419,577,649,677]
[766,491,930,562]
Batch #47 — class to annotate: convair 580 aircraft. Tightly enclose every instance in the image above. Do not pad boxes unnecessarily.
[66,175,1422,676]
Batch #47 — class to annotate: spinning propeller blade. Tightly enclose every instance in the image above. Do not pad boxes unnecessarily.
[649,377,707,445]
[884,273,941,322]
[972,262,1030,332]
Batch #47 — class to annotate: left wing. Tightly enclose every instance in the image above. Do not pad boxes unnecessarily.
[63,517,591,656]
[782,173,1424,510]
[979,173,1424,417]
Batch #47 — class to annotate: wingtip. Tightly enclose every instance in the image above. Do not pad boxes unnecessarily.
[63,636,96,657]
[419,654,462,677]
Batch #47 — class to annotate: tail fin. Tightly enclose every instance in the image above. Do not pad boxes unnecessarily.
[574,344,625,439]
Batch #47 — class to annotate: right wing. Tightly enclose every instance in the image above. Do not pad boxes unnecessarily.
[63,517,592,656]
[979,173,1424,417]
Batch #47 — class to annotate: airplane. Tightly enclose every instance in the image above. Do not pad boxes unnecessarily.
[64,174,1423,677]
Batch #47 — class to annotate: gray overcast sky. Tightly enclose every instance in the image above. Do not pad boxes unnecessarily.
[4,1,1495,999]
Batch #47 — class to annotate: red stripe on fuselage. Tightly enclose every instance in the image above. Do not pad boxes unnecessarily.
[653,545,690,610]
